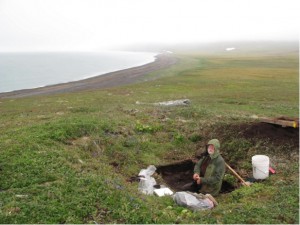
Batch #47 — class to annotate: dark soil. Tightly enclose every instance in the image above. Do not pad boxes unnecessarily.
[230,122,299,147]
[156,159,235,193]
[156,160,195,191]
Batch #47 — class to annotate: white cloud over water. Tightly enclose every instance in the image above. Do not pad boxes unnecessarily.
[0,0,298,52]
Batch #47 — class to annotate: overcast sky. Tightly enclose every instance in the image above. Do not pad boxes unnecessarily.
[0,0,298,52]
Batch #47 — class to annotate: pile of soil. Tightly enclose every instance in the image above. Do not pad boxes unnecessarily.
[238,122,299,146]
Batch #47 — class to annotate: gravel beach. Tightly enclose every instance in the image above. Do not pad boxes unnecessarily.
[0,53,177,98]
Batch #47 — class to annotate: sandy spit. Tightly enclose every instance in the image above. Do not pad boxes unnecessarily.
[0,53,178,99]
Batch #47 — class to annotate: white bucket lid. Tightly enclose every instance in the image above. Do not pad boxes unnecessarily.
[252,155,269,163]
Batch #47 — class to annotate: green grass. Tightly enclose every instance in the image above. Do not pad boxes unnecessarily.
[0,49,298,223]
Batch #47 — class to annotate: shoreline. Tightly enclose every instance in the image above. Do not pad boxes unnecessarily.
[0,53,178,98]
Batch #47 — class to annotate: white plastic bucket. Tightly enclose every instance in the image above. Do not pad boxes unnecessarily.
[252,155,269,179]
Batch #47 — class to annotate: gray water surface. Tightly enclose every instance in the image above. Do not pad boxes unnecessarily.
[0,51,156,93]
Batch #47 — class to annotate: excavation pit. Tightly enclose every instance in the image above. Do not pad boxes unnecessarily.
[156,159,236,194]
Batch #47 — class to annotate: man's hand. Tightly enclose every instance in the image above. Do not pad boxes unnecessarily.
[193,173,200,180]
[196,177,201,184]
[193,173,201,184]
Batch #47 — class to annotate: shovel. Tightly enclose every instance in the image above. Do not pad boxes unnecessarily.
[225,163,250,187]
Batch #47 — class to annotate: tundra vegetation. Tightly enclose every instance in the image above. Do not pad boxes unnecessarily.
[0,46,298,224]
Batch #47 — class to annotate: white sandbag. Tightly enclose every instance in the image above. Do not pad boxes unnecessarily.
[173,191,214,211]
[154,187,174,197]
[138,165,157,195]
[138,165,156,177]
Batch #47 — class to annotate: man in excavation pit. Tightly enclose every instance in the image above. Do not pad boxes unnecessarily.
[184,139,225,196]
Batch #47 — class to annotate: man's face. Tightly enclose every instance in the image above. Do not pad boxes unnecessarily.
[207,144,215,155]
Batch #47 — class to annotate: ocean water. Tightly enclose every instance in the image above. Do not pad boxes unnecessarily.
[0,51,156,93]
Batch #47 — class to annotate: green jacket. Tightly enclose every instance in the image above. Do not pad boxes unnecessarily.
[194,139,225,196]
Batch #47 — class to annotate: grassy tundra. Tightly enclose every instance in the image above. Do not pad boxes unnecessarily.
[0,46,298,223]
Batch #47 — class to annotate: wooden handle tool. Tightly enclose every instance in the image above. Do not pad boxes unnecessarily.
[225,163,250,187]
